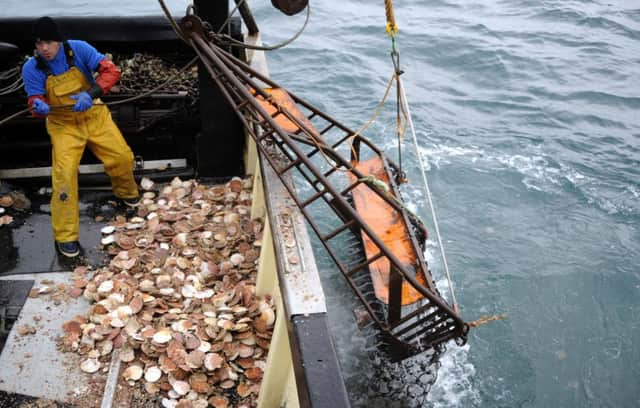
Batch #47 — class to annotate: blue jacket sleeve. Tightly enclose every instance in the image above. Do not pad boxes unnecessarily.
[21,58,47,97]
[69,40,105,73]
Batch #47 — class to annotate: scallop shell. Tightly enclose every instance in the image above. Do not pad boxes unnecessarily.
[123,365,143,381]
[129,295,144,314]
[0,215,13,225]
[181,285,196,298]
[145,366,162,383]
[238,344,254,358]
[162,398,178,408]
[97,280,114,294]
[237,382,251,398]
[101,225,116,234]
[140,177,155,191]
[204,353,223,371]
[172,380,190,396]
[184,333,201,350]
[260,307,275,327]
[170,177,182,189]
[186,350,205,369]
[208,396,229,408]
[189,373,210,393]
[197,341,211,353]
[80,358,101,373]
[97,339,113,356]
[119,344,135,362]
[245,367,263,380]
[153,329,172,344]
[0,196,14,207]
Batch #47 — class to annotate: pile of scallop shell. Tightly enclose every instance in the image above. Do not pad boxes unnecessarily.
[109,53,198,96]
[63,176,274,408]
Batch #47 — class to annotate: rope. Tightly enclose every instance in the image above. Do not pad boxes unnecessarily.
[353,72,397,148]
[0,67,21,80]
[0,67,24,95]
[0,107,31,127]
[358,175,426,227]
[468,313,507,328]
[217,0,246,35]
[0,78,24,95]
[0,56,198,128]
[393,53,404,180]
[157,0,189,43]
[157,0,309,52]
[398,76,460,314]
[213,3,311,51]
[384,0,398,37]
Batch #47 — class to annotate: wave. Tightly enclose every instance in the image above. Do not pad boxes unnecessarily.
[416,143,639,216]
[426,343,479,408]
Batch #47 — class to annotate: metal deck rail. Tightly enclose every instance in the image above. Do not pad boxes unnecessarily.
[180,15,468,361]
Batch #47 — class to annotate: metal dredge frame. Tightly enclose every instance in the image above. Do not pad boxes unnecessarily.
[180,15,468,361]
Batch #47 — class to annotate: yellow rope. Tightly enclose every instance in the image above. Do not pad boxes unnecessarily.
[261,70,398,175]
[384,0,398,36]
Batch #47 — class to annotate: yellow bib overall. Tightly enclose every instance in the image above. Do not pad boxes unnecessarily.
[45,67,138,242]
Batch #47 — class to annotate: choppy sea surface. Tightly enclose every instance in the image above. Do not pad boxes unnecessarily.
[9,1,640,407]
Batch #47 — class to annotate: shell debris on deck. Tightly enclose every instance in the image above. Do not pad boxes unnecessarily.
[60,176,275,408]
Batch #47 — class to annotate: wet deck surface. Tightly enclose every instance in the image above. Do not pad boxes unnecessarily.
[0,272,105,406]
[0,190,120,277]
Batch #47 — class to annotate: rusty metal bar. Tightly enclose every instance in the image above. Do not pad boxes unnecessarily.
[179,15,468,360]
[300,188,328,209]
[321,219,358,241]
[233,0,259,35]
[346,252,385,277]
[387,267,403,325]
[196,29,465,344]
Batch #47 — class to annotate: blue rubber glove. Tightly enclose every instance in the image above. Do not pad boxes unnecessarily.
[70,91,93,112]
[32,99,50,115]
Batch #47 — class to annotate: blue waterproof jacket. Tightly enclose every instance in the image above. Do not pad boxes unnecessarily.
[22,40,104,97]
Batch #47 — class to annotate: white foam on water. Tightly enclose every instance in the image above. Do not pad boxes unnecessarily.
[424,276,480,407]
[416,239,480,407]
[417,144,486,170]
[426,342,480,408]
[415,142,638,215]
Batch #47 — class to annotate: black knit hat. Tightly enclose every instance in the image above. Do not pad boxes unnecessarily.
[33,17,63,42]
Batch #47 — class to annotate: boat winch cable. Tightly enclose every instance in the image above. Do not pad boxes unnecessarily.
[213,2,310,51]
[158,0,311,52]
[216,0,247,35]
[384,0,407,183]
[398,76,459,313]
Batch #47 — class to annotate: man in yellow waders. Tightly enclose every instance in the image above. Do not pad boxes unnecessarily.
[22,17,140,258]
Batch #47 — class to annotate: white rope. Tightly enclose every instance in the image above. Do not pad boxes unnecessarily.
[398,77,459,313]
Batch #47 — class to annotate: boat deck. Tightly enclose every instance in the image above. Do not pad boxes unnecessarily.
[0,190,131,406]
